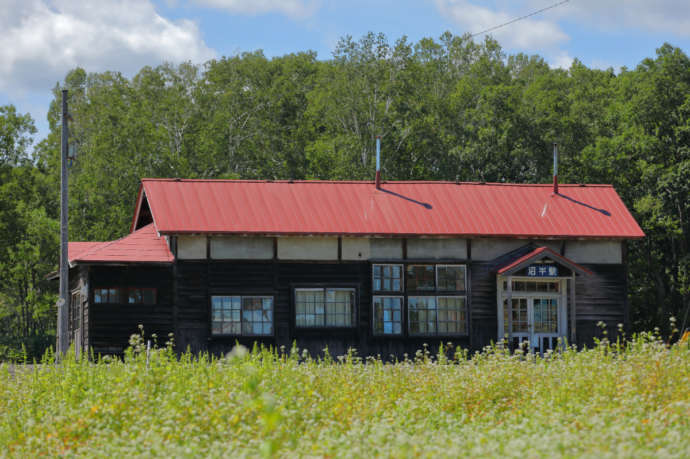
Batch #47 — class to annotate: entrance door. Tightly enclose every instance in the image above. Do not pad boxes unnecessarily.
[503,295,561,353]
[532,298,559,353]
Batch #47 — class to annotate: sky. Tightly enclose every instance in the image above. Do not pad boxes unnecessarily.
[1,0,689,145]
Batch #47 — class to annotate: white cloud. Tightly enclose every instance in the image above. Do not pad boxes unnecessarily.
[193,0,319,18]
[0,0,215,93]
[433,0,569,50]
[528,0,690,38]
[550,51,573,70]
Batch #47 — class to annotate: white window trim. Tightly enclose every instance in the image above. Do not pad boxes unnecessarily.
[372,295,404,336]
[294,287,356,328]
[372,264,404,293]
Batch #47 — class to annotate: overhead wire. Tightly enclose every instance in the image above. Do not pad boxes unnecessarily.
[471,0,570,37]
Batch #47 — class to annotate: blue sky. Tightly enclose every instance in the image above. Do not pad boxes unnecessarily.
[1,0,689,145]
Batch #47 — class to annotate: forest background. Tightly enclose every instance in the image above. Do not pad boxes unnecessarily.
[0,32,688,360]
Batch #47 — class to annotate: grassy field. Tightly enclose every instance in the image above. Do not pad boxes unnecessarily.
[1,333,689,458]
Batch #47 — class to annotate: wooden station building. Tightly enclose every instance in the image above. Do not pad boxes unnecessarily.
[66,178,644,357]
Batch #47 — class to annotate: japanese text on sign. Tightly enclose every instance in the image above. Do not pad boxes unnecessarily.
[526,264,558,277]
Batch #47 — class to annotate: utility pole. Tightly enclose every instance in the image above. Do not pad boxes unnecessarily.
[57,89,70,359]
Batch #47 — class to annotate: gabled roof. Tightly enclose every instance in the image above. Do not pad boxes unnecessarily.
[133,179,645,239]
[68,224,173,264]
[497,246,592,276]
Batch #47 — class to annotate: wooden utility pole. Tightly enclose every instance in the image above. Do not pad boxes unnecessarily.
[57,89,69,359]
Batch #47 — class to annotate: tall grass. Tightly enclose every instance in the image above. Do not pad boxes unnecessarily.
[1,332,688,458]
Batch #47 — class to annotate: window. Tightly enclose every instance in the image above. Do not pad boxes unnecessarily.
[503,298,528,333]
[372,263,468,337]
[70,291,82,332]
[93,287,156,304]
[94,288,121,303]
[406,264,466,292]
[437,296,466,334]
[437,265,466,291]
[408,296,436,334]
[409,296,467,336]
[503,280,559,293]
[211,296,273,336]
[128,288,157,304]
[373,264,403,292]
[406,265,435,291]
[373,296,402,335]
[295,288,355,327]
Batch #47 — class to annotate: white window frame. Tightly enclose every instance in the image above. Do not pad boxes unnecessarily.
[372,264,404,293]
[211,295,274,337]
[294,287,356,328]
[372,295,404,336]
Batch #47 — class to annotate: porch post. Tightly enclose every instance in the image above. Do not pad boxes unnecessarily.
[506,275,513,350]
[570,273,577,347]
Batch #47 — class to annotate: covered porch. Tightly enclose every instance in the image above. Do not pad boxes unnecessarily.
[496,246,592,353]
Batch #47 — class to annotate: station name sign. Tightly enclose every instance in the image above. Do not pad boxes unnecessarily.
[526,264,558,277]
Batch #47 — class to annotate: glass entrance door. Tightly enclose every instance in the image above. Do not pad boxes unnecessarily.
[532,298,559,352]
[503,296,560,352]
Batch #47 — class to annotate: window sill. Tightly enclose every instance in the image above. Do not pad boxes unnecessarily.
[209,334,275,340]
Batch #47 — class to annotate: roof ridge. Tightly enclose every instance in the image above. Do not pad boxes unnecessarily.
[141,178,613,187]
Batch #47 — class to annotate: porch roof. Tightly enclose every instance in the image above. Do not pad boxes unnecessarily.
[68,223,173,265]
[497,246,592,276]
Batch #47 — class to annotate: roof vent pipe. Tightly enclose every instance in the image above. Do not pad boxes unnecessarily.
[375,136,381,189]
[552,142,559,195]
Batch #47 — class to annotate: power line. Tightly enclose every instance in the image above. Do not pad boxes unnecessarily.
[471,0,570,38]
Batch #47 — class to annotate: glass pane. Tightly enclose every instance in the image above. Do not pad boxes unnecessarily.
[94,289,104,303]
[408,296,437,335]
[211,322,221,334]
[373,265,381,278]
[437,266,466,291]
[534,298,558,333]
[503,298,528,333]
[143,289,156,304]
[406,265,435,291]
[373,296,401,335]
[296,290,324,327]
[373,265,402,292]
[128,289,142,304]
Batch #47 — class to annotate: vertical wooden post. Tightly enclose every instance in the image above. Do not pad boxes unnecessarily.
[570,273,577,347]
[506,274,513,350]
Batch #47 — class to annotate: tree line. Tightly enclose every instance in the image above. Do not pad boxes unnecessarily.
[1,32,688,359]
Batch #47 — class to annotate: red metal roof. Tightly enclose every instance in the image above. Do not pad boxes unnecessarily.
[497,246,592,276]
[69,223,173,264]
[68,242,106,260]
[134,179,645,239]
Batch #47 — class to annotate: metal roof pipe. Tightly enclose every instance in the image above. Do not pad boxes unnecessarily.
[553,142,559,195]
[375,136,381,189]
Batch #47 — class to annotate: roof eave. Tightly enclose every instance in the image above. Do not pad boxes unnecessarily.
[498,247,593,276]
[157,230,645,240]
